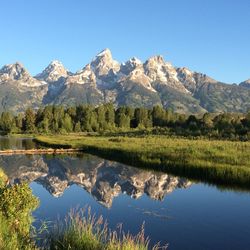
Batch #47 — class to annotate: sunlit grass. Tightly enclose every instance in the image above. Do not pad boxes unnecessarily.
[36,134,250,189]
[49,207,165,250]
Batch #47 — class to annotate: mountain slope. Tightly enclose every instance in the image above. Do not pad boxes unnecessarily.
[0,63,47,112]
[240,79,250,89]
[0,49,249,114]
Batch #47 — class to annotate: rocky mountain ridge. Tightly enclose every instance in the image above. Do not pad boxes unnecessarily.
[0,49,249,113]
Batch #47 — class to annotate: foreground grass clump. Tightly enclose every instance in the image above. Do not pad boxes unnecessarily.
[0,169,161,250]
[36,135,250,189]
[0,169,39,250]
[50,208,164,250]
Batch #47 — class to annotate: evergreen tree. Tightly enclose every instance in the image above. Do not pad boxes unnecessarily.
[15,113,24,132]
[186,115,199,132]
[152,106,166,127]
[96,105,106,130]
[202,113,213,129]
[82,106,93,131]
[116,107,131,128]
[133,108,152,128]
[105,103,115,128]
[0,112,16,133]
[38,118,50,133]
[61,113,73,133]
[24,108,36,133]
[74,121,82,133]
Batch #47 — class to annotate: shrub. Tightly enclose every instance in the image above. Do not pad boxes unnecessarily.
[0,170,39,249]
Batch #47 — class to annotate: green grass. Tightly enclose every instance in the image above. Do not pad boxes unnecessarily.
[35,134,250,190]
[7,133,36,138]
[50,207,164,250]
[0,169,163,250]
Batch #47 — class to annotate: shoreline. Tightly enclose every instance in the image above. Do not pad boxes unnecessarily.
[0,148,83,155]
[34,134,250,191]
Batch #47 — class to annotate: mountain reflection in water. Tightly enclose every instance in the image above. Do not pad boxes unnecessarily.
[1,154,192,207]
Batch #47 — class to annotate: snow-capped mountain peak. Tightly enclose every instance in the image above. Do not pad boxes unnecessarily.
[241,79,250,85]
[50,60,64,67]
[129,57,142,65]
[144,56,175,81]
[181,67,193,76]
[0,62,46,87]
[36,60,68,82]
[96,48,112,58]
[143,56,190,93]
[239,79,250,89]
[0,49,249,114]
[91,48,120,77]
[66,64,96,85]
[120,57,142,75]
[147,55,165,65]
[0,62,30,81]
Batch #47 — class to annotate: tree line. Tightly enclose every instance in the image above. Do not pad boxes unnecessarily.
[0,104,249,140]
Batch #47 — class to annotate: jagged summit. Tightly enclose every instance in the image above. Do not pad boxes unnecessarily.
[36,60,68,82]
[66,64,96,85]
[96,48,112,58]
[91,48,120,77]
[240,79,250,89]
[146,55,165,65]
[130,57,142,64]
[120,57,142,75]
[143,55,190,93]
[0,62,46,87]
[177,67,193,76]
[0,62,30,81]
[0,49,249,113]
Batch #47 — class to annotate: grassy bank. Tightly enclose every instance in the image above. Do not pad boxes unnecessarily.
[35,134,250,189]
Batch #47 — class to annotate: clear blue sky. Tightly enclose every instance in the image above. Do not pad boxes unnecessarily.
[1,0,249,83]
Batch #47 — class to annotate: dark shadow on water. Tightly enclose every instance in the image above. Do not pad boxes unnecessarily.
[34,137,250,192]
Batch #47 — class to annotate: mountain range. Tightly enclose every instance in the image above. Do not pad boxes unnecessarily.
[0,48,249,114]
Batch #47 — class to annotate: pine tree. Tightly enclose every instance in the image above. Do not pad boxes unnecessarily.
[0,112,16,133]
[61,114,73,133]
[74,122,82,133]
[24,108,36,133]
[152,105,166,127]
[15,113,24,132]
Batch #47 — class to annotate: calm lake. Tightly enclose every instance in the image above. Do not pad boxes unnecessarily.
[1,136,250,250]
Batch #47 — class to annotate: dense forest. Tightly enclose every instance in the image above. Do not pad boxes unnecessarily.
[0,104,249,140]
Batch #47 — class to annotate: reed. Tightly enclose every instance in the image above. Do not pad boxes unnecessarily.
[49,207,165,250]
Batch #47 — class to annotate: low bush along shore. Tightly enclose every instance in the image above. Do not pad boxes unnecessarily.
[35,134,250,189]
[0,168,164,250]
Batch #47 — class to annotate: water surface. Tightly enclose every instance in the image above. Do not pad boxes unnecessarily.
[0,135,36,150]
[1,137,250,250]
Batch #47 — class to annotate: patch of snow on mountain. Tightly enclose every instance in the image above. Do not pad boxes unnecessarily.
[36,60,68,82]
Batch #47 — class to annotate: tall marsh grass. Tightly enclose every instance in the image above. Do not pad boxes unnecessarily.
[49,207,166,250]
[35,135,250,190]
